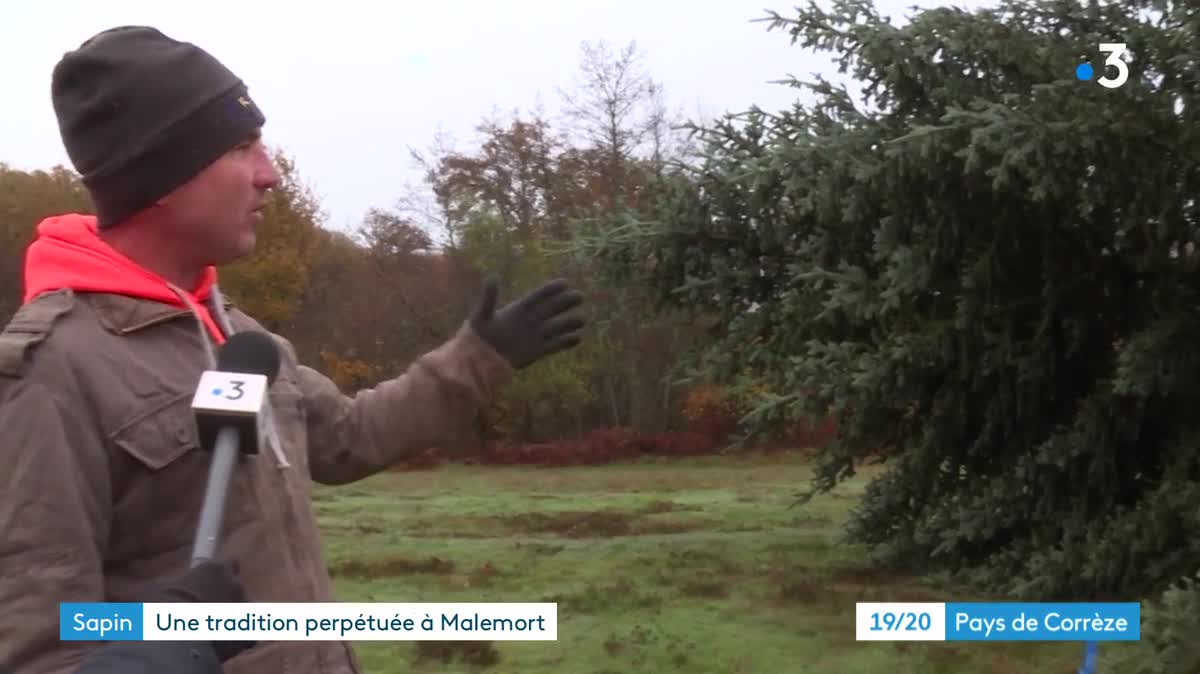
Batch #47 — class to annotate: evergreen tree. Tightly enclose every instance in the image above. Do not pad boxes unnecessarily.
[572,4,1200,662]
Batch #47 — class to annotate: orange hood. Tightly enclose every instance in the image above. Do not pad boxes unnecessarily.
[22,213,226,344]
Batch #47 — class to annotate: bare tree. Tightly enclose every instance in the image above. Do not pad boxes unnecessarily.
[558,40,655,204]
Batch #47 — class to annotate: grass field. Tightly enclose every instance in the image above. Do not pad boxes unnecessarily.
[313,451,1132,673]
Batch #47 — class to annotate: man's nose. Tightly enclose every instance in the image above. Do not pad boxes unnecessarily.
[255,157,281,190]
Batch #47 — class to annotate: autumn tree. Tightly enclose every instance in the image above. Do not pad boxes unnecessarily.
[357,207,457,370]
[217,149,324,333]
[458,205,606,442]
[413,112,611,444]
[0,153,325,333]
[286,226,378,387]
[429,114,579,244]
[0,163,92,322]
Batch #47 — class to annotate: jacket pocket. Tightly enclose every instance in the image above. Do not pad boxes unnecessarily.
[111,392,198,469]
[107,391,257,562]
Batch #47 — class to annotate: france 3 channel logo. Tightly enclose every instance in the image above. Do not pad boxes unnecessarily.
[1075,43,1129,88]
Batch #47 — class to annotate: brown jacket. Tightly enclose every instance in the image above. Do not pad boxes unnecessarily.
[0,288,512,674]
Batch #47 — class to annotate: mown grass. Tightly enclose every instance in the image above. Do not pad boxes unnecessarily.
[313,452,1132,673]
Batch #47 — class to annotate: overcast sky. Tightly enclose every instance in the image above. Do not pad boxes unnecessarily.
[3,0,996,233]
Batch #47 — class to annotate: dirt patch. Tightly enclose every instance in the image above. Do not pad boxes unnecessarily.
[413,640,500,667]
[436,560,506,590]
[778,579,824,603]
[829,567,893,584]
[822,621,859,650]
[716,525,767,533]
[601,623,677,670]
[328,555,455,579]
[680,578,730,599]
[402,527,498,539]
[499,510,701,538]
[543,578,662,614]
[400,516,507,538]
[637,500,701,514]
[790,513,833,527]
[665,548,743,575]
[350,516,386,534]
[517,542,565,556]
[466,561,501,587]
[768,565,946,607]
[400,510,703,539]
[828,567,946,602]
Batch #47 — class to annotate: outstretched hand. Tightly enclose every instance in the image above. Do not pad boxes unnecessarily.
[470,277,586,369]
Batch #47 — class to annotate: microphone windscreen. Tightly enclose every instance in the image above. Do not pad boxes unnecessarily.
[216,331,282,384]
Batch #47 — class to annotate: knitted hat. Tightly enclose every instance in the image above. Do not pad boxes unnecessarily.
[50,26,266,227]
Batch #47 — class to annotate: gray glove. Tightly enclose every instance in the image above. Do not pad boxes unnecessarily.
[469,277,585,369]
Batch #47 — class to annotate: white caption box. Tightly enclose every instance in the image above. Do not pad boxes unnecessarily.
[191,371,269,416]
[856,602,946,641]
[142,602,557,641]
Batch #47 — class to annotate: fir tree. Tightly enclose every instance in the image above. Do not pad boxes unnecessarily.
[574,1,1200,669]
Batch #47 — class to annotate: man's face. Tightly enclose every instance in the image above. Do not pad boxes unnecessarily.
[157,131,280,266]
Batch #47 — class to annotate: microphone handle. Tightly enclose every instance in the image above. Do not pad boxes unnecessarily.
[190,425,241,568]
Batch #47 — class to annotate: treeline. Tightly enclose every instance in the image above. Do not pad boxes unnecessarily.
[0,40,827,456]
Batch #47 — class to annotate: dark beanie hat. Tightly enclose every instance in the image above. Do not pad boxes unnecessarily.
[50,26,266,227]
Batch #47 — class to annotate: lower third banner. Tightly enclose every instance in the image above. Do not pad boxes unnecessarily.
[855,602,1139,641]
[60,602,557,641]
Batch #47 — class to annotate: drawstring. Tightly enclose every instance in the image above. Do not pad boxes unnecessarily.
[206,286,291,470]
[165,282,219,370]
[165,282,291,469]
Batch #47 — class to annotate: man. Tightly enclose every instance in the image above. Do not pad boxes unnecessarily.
[72,560,253,674]
[0,25,585,674]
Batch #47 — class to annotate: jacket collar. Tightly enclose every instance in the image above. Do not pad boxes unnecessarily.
[86,292,235,336]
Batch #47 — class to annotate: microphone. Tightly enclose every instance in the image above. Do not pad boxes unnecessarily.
[188,331,281,568]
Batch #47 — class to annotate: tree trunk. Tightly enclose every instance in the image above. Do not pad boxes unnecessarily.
[474,408,493,457]
[522,401,535,443]
[607,376,623,427]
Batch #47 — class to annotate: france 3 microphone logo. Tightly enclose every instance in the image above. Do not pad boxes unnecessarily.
[193,370,269,416]
[1076,43,1129,88]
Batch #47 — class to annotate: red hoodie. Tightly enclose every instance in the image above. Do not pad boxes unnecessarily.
[22,213,227,344]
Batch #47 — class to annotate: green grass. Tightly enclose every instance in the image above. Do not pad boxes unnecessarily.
[313,451,1132,673]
